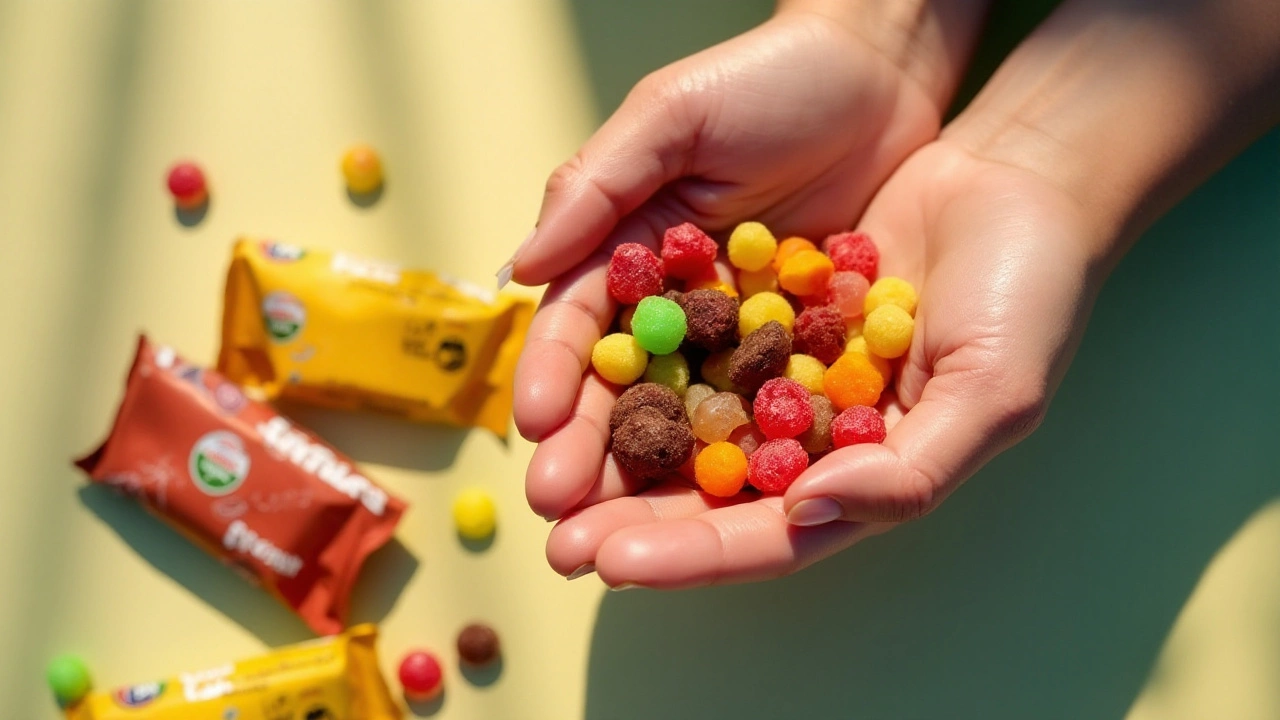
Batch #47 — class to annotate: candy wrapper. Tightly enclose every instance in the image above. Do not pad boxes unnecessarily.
[75,336,406,635]
[217,239,534,438]
[65,624,401,719]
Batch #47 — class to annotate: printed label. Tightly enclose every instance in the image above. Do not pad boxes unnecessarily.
[114,682,166,708]
[331,252,401,285]
[257,416,388,516]
[189,431,251,496]
[223,520,303,577]
[259,241,306,262]
[262,291,306,343]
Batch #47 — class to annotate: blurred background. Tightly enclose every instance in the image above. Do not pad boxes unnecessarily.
[0,1,1276,719]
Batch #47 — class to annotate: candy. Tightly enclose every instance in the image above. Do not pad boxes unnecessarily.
[728,422,767,457]
[729,320,792,392]
[783,354,826,395]
[737,266,779,298]
[824,231,879,280]
[778,250,836,297]
[591,333,649,385]
[832,405,887,447]
[631,295,687,354]
[694,442,749,497]
[166,161,208,209]
[828,271,871,319]
[747,438,809,492]
[753,378,814,439]
[864,276,918,316]
[793,305,846,365]
[691,391,751,443]
[607,243,664,304]
[610,383,688,433]
[823,351,886,410]
[618,305,637,334]
[686,265,740,298]
[661,222,718,279]
[846,316,865,339]
[844,335,894,383]
[738,291,796,337]
[684,383,717,417]
[643,351,690,396]
[863,305,914,359]
[662,288,686,305]
[46,654,91,706]
[700,349,740,392]
[680,289,739,352]
[727,221,778,271]
[457,623,502,667]
[399,650,444,700]
[612,406,695,479]
[453,487,497,541]
[797,394,835,453]
[341,144,384,195]
[772,236,817,273]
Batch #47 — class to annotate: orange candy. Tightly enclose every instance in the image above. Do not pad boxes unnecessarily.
[772,237,817,274]
[823,352,886,410]
[778,250,835,297]
[694,441,749,497]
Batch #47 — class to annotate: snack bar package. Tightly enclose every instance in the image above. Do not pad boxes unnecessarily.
[65,624,402,719]
[217,238,534,438]
[75,337,407,636]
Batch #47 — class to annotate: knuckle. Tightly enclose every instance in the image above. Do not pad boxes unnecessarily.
[995,377,1048,441]
[543,154,587,202]
[888,465,937,522]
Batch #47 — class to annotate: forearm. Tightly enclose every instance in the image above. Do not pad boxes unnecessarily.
[946,0,1280,263]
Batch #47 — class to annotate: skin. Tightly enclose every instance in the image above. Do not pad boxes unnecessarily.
[505,0,1280,588]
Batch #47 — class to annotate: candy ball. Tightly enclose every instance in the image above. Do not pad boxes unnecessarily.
[747,438,809,492]
[737,266,779,298]
[738,291,795,337]
[631,296,687,355]
[772,236,817,273]
[778,250,835,297]
[661,223,718,279]
[165,162,207,209]
[864,277,918,317]
[753,378,814,439]
[692,392,751,443]
[863,305,914,359]
[612,406,695,479]
[611,383,687,433]
[727,222,778,272]
[341,144,384,195]
[694,442,749,497]
[452,487,496,540]
[728,422,767,457]
[728,320,792,393]
[823,352,886,410]
[783,354,827,394]
[398,650,444,700]
[823,231,879,280]
[680,289,739,352]
[797,394,836,453]
[832,405,888,447]
[684,383,717,417]
[844,335,893,384]
[829,271,871,319]
[46,654,92,706]
[643,352,690,396]
[457,623,502,667]
[793,305,846,365]
[607,243,664,304]
[591,333,649,385]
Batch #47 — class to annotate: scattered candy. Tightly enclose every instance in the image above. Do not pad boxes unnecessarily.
[592,333,649,385]
[612,406,695,479]
[700,349,740,392]
[797,394,836,453]
[845,335,893,383]
[610,383,688,434]
[738,291,796,337]
[737,266,779,298]
[824,231,878,280]
[607,243,664,304]
[341,144,384,195]
[694,442,749,497]
[783,354,827,394]
[778,250,835,297]
[747,438,809,492]
[753,378,814,439]
[824,351,886,410]
[729,320,791,392]
[832,405,887,447]
[46,654,92,706]
[679,289,739,353]
[453,487,497,541]
[661,222,718,279]
[864,276,919,317]
[793,305,846,365]
[399,650,444,700]
[727,222,778,272]
[684,383,717,417]
[457,623,502,667]
[166,161,208,209]
[828,271,871,319]
[772,236,817,273]
[728,422,767,457]
[692,392,752,443]
[863,304,914,359]
[631,295,687,355]
[643,351,690,396]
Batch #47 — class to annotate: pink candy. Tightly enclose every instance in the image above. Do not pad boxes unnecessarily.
[831,405,887,448]
[747,438,809,492]
[828,272,870,319]
[824,232,878,281]
[753,378,813,439]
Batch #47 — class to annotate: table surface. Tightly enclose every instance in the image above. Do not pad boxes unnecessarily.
[1,2,1277,719]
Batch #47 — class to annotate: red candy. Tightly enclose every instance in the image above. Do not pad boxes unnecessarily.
[824,232,878,281]
[398,650,444,700]
[607,243,664,304]
[166,162,207,207]
[753,378,814,439]
[661,222,718,279]
[832,405,887,448]
[793,305,846,365]
[747,438,809,492]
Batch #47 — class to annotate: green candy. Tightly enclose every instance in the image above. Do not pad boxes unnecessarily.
[644,351,690,396]
[630,296,687,355]
[47,654,92,705]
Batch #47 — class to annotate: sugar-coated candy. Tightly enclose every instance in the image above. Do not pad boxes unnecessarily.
[692,392,751,443]
[611,383,687,433]
[753,378,814,439]
[738,266,779,298]
[166,161,208,208]
[457,623,501,667]
[728,422,767,457]
[694,442,749,497]
[784,354,826,394]
[772,236,817,273]
[701,349,741,392]
[399,650,444,700]
[727,222,778,272]
[824,352,886,410]
[612,406,695,479]
[644,352,690,396]
[864,277,918,316]
[845,335,894,383]
[778,250,835,297]
[46,654,92,706]
[863,305,914,359]
[618,305,637,334]
[661,222,718,279]
[738,291,795,337]
[607,243,664,304]
[832,405,887,447]
[680,289,739,352]
[829,271,871,319]
[797,394,835,453]
[747,438,809,492]
[684,382,717,417]
[592,333,649,385]
[631,295,687,355]
[341,144,384,195]
[824,231,878,280]
[846,316,864,339]
[453,487,497,540]
[793,305,846,365]
[729,321,791,392]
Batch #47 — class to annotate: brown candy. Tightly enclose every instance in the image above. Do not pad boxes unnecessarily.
[797,394,835,453]
[457,622,501,666]
[609,383,688,433]
[611,406,695,479]
[679,289,739,352]
[728,321,791,393]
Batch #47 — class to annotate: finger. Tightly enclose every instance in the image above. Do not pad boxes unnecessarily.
[524,373,620,519]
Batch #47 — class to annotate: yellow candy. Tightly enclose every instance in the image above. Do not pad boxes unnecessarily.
[453,487,496,540]
[700,349,740,392]
[778,250,835,297]
[863,305,914,359]
[727,222,778,272]
[783,354,827,394]
[738,291,795,337]
[864,277,918,317]
[644,352,690,396]
[737,267,778,298]
[844,336,893,383]
[341,144,384,195]
[591,333,649,385]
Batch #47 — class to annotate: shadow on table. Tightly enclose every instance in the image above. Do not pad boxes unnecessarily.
[78,484,418,647]
[276,400,470,472]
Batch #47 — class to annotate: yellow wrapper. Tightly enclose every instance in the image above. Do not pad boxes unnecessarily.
[66,624,400,720]
[218,238,534,438]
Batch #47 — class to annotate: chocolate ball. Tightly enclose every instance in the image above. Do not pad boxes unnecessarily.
[729,321,791,392]
[611,406,695,479]
[457,623,501,667]
[609,383,688,433]
[679,289,738,352]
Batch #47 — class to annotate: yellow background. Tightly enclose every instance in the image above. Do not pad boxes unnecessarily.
[1,2,1277,719]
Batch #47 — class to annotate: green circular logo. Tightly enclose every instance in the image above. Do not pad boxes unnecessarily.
[262,291,306,343]
[188,431,251,496]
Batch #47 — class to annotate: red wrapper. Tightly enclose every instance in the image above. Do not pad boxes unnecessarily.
[75,336,407,635]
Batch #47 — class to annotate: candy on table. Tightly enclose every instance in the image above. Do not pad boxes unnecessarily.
[398,650,444,700]
[753,378,814,439]
[747,438,809,492]
[341,144,384,195]
[457,623,501,667]
[630,295,687,355]
[832,405,887,447]
[453,487,497,541]
[607,243,664,304]
[778,250,836,297]
[612,406,695,479]
[610,383,688,433]
[591,333,649,385]
[700,349,741,392]
[694,441,749,497]
[823,351,886,410]
[728,320,792,393]
[772,236,817,273]
[864,276,919,317]
[728,422,767,457]
[797,394,835,453]
[661,222,719,279]
[46,654,92,706]
[692,391,752,443]
[792,305,846,365]
[738,291,796,337]
[643,351,690,396]
[783,354,827,394]
[684,382,717,417]
[844,335,894,383]
[829,271,871,319]
[823,231,879,280]
[166,161,208,209]
[737,266,779,298]
[863,304,914,359]
[618,305,637,334]
[727,221,778,272]
[678,288,739,352]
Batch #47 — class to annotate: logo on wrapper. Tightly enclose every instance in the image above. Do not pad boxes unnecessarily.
[114,681,166,708]
[259,240,306,262]
[262,291,306,343]
[189,431,251,496]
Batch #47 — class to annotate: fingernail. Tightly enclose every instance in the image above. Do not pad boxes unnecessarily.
[609,582,645,592]
[787,497,845,527]
[566,563,596,580]
[495,228,537,290]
